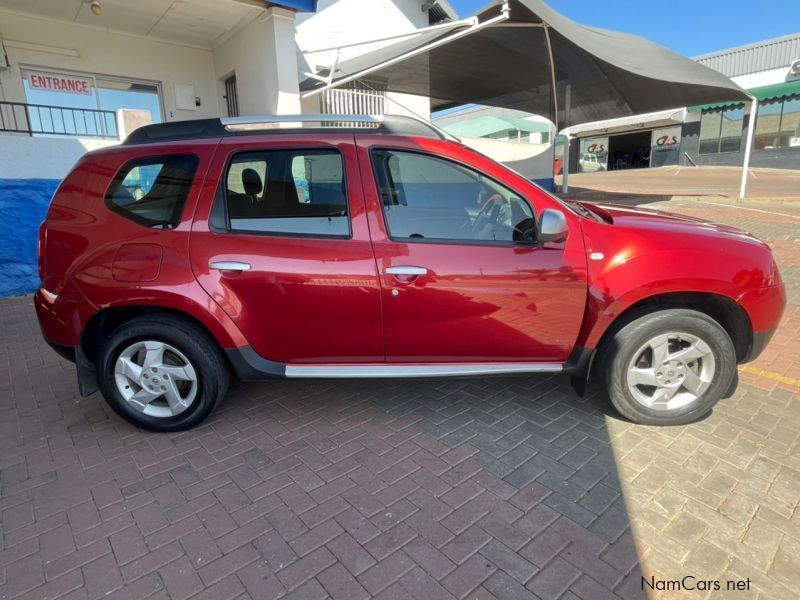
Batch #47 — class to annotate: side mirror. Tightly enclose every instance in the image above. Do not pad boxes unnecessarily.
[538,209,569,244]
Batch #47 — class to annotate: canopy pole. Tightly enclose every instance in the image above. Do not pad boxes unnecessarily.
[739,95,757,199]
[543,24,558,132]
[562,84,571,194]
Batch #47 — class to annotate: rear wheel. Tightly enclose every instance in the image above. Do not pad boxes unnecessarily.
[96,315,229,431]
[603,309,736,425]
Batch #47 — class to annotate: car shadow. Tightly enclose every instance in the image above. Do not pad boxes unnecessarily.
[219,372,649,597]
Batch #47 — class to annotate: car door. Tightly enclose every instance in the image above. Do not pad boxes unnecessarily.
[356,135,588,363]
[190,134,384,364]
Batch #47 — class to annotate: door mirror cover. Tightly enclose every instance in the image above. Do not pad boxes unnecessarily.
[538,209,569,244]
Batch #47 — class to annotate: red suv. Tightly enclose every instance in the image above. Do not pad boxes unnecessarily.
[35,115,785,431]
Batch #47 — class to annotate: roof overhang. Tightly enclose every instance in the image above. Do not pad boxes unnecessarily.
[567,108,687,138]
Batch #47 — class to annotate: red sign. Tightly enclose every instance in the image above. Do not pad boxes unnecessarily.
[29,72,92,95]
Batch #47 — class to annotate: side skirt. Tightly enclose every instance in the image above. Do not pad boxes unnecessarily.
[226,347,564,380]
[285,363,563,378]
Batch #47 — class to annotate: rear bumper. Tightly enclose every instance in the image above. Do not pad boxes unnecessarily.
[46,340,76,363]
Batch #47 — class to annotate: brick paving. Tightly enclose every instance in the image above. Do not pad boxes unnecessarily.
[562,166,800,201]
[1,200,799,600]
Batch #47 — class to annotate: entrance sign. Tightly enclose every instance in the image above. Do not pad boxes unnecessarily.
[29,72,92,95]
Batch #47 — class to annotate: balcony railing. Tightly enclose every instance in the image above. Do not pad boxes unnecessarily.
[0,100,118,139]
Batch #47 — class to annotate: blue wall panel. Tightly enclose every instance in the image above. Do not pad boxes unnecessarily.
[532,177,555,192]
[0,179,60,297]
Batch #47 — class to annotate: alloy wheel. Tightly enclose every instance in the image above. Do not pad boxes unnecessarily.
[114,340,199,418]
[626,331,716,411]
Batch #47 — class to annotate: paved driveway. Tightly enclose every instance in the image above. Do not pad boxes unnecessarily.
[1,201,798,600]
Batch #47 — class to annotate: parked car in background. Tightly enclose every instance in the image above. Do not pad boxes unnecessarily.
[579,153,605,172]
[35,115,785,431]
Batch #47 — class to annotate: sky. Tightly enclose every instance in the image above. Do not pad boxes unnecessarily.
[448,0,799,57]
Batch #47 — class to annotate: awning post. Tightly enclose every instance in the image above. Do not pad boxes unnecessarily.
[739,96,757,199]
[562,84,571,194]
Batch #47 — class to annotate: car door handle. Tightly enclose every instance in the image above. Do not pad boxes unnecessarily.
[209,261,251,272]
[386,266,428,276]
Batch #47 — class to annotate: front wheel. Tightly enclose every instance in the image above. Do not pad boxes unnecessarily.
[603,309,737,425]
[96,315,229,432]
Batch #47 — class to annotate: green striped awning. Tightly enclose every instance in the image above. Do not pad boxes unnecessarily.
[689,79,800,111]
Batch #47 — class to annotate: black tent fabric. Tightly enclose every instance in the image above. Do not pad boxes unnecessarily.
[300,0,749,129]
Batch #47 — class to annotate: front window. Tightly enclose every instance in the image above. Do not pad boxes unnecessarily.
[577,137,608,172]
[699,105,744,154]
[371,150,535,244]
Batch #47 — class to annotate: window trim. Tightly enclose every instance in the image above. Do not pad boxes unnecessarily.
[369,147,539,248]
[104,153,199,229]
[215,146,353,240]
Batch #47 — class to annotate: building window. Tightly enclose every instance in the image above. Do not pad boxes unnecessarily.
[223,149,349,238]
[755,95,800,150]
[21,68,162,137]
[223,74,239,118]
[699,104,744,154]
[320,80,387,115]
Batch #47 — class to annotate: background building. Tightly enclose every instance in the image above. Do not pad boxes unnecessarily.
[564,33,800,174]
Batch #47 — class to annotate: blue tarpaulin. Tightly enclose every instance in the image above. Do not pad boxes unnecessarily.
[0,179,59,297]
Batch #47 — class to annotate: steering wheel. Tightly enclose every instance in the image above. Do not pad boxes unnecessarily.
[471,193,505,234]
[476,193,504,217]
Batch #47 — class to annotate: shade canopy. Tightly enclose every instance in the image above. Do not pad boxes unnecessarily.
[301,0,750,130]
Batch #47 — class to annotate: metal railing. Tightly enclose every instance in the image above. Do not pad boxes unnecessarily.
[0,100,118,138]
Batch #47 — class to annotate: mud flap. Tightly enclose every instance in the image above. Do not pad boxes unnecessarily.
[567,347,597,397]
[76,345,98,397]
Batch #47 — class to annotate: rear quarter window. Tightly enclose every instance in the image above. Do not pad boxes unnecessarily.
[105,154,198,228]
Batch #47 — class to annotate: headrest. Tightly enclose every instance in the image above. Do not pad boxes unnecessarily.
[242,168,263,197]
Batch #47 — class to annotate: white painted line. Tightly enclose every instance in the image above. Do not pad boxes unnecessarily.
[692,201,800,221]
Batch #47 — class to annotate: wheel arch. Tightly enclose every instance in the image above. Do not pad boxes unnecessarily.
[80,304,232,365]
[592,291,753,367]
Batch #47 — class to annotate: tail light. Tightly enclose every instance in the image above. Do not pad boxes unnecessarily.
[38,221,47,282]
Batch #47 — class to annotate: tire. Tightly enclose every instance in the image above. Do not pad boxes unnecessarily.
[96,315,229,432]
[602,309,736,426]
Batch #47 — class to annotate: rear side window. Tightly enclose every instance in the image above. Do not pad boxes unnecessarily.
[222,148,349,237]
[106,154,198,228]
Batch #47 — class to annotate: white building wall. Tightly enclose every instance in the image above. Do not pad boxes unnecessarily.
[732,66,798,90]
[0,135,116,179]
[0,10,220,121]
[296,0,431,118]
[212,8,301,116]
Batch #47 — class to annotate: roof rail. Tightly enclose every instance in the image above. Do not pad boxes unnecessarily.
[122,114,449,145]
